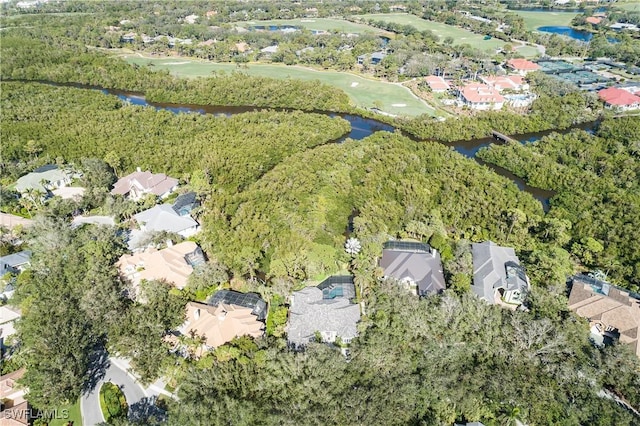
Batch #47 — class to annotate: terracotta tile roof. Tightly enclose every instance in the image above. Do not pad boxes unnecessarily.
[506,58,540,71]
[460,83,505,104]
[586,16,602,25]
[111,170,178,197]
[479,75,525,91]
[569,281,640,357]
[598,87,640,106]
[425,75,450,91]
[183,301,264,349]
[117,241,201,290]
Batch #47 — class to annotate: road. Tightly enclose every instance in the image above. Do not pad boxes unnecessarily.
[81,354,167,426]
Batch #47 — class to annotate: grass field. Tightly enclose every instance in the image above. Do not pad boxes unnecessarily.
[514,45,541,57]
[48,398,82,426]
[513,11,578,30]
[123,55,437,117]
[233,18,393,36]
[357,13,506,52]
[617,1,640,10]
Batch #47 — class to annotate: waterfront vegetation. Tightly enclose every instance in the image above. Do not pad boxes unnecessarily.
[478,117,640,290]
[2,3,640,425]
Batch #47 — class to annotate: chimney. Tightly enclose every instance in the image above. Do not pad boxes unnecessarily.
[166,239,174,247]
[136,166,142,173]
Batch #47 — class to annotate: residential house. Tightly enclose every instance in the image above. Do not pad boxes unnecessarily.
[287,275,360,348]
[379,241,446,296]
[0,251,31,277]
[471,241,530,306]
[296,46,315,57]
[133,204,199,237]
[609,22,640,31]
[586,16,602,25]
[180,301,264,354]
[458,83,505,111]
[0,368,29,426]
[15,165,72,196]
[117,241,205,292]
[568,275,640,357]
[0,305,21,343]
[183,14,198,24]
[120,32,137,43]
[598,87,640,111]
[425,75,451,93]
[260,45,279,56]
[233,42,250,54]
[111,169,178,201]
[506,58,540,75]
[357,51,386,65]
[479,75,528,92]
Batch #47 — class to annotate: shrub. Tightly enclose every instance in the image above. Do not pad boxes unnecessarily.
[99,382,127,423]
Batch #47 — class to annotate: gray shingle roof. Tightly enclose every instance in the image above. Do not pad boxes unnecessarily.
[15,166,70,193]
[0,250,32,275]
[133,204,198,234]
[288,280,360,347]
[379,242,445,296]
[471,241,528,304]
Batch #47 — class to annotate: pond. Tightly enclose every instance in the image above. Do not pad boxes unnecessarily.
[537,26,593,41]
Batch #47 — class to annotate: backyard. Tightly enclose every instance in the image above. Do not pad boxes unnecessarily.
[122,54,439,117]
[357,13,507,53]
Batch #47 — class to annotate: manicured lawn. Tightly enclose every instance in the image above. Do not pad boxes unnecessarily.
[233,18,392,35]
[513,10,578,30]
[357,13,506,52]
[99,382,128,423]
[514,45,541,58]
[48,398,82,426]
[123,55,437,117]
[616,1,640,11]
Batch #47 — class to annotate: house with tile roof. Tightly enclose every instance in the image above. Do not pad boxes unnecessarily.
[379,241,445,296]
[471,241,529,306]
[425,76,451,93]
[568,275,640,358]
[506,58,540,75]
[598,87,640,111]
[458,83,505,111]
[117,241,204,293]
[111,168,178,201]
[287,275,360,348]
[0,368,29,426]
[479,75,527,92]
[180,301,265,355]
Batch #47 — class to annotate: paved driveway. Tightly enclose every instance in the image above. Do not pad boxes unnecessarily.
[81,352,166,425]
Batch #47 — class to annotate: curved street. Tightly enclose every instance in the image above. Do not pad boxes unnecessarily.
[81,353,168,426]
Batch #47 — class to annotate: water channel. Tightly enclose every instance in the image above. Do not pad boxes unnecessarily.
[31,81,599,212]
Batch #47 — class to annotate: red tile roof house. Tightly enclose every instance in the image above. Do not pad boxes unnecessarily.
[425,76,451,93]
[506,58,540,76]
[458,83,505,110]
[111,168,179,201]
[598,87,640,111]
[479,75,528,92]
[586,16,602,25]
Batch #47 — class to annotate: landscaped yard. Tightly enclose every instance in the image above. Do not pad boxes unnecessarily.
[47,398,82,426]
[99,382,128,423]
[122,54,438,117]
[357,13,506,53]
[233,18,393,36]
[512,10,578,30]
